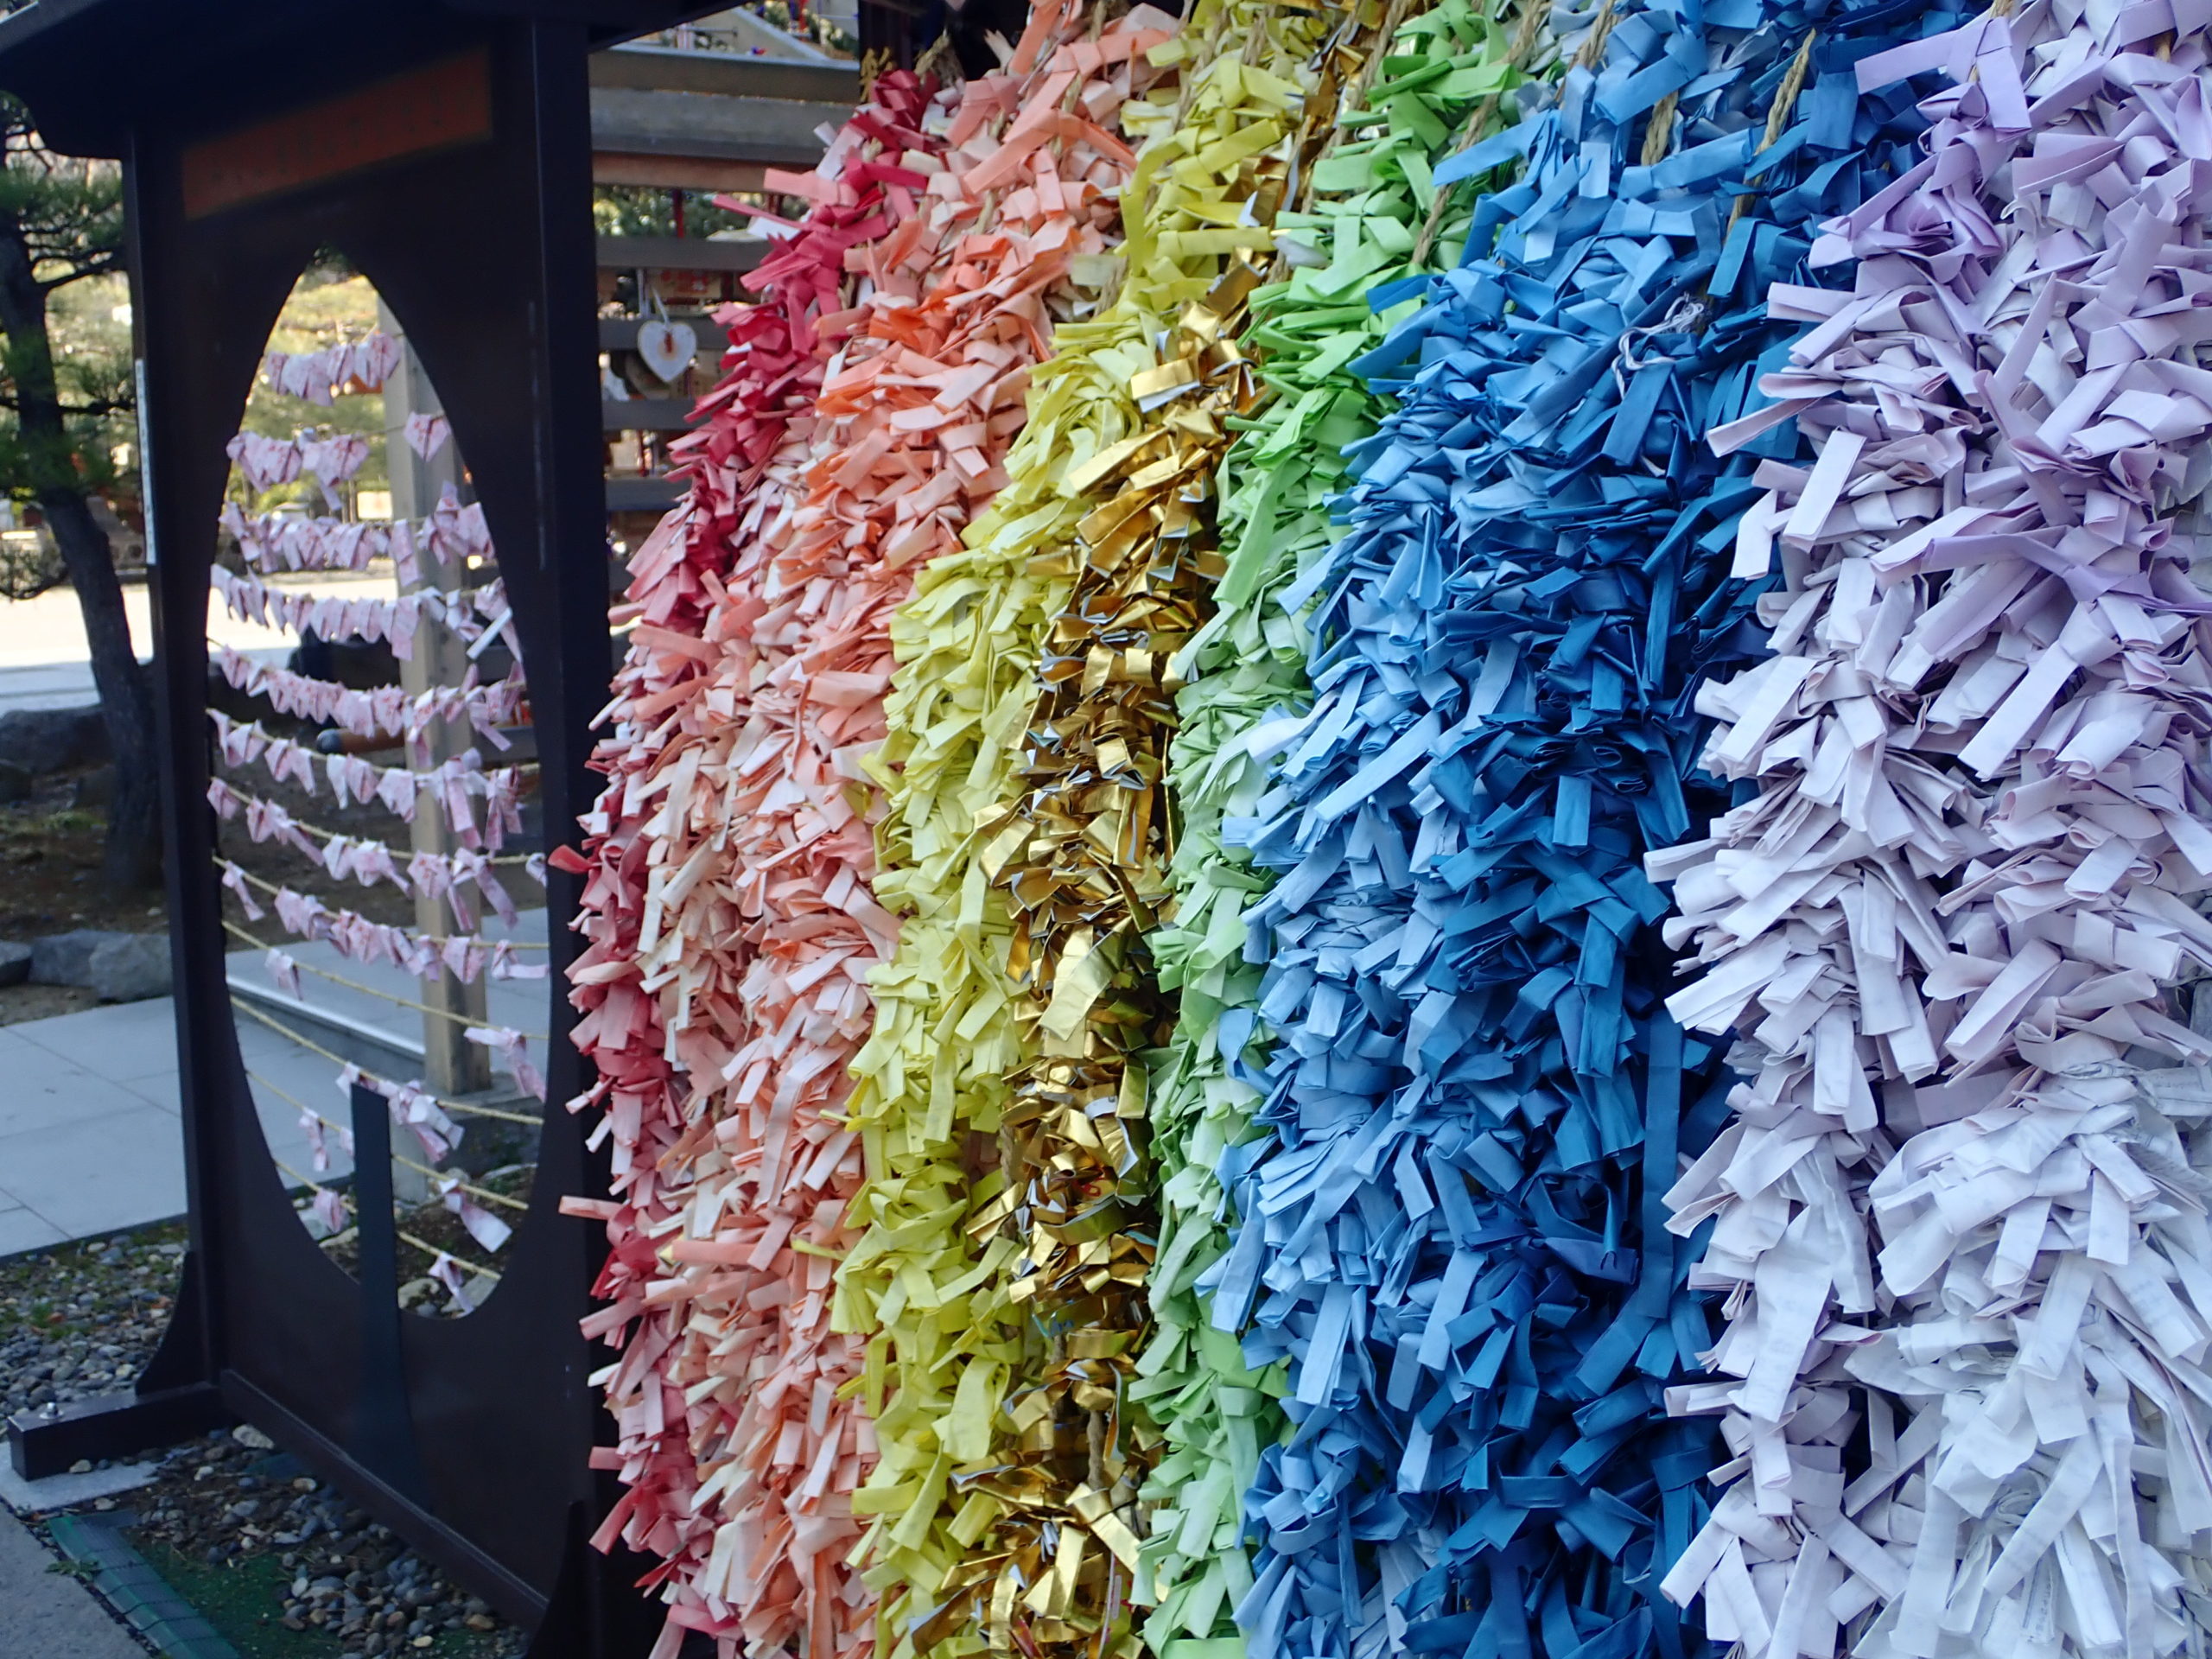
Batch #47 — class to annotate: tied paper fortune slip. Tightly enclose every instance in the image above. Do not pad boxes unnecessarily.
[552,3,2212,1659]
[560,68,944,1659]
[963,1,1348,1654]
[800,9,1180,1659]
[1134,0,1555,1648]
[1654,7,2212,1657]
[1206,0,1955,1656]
[590,10,1172,1659]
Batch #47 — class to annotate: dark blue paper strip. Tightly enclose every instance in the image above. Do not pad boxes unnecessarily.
[1206,3,1955,1657]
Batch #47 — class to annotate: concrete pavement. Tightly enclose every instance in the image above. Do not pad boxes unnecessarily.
[0,571,388,715]
[0,992,354,1255]
[0,911,550,1254]
[0,1508,148,1659]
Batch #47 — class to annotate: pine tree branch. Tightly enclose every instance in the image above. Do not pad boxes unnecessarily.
[0,391,131,417]
[34,250,120,291]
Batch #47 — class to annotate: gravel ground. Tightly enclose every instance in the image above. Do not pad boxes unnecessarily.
[129,1427,521,1656]
[0,1224,182,1419]
[3,1224,526,1656]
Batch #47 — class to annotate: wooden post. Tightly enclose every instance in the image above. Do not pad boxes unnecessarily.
[379,300,492,1103]
[348,1082,429,1501]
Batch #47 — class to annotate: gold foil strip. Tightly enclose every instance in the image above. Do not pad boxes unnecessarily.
[962,9,1357,1658]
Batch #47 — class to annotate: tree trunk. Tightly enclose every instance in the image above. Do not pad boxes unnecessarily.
[45,487,161,887]
[0,209,162,889]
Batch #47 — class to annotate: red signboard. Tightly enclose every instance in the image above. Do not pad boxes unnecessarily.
[181,50,493,219]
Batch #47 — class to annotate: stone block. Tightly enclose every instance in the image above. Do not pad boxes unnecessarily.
[0,706,107,776]
[29,928,129,988]
[87,934,172,1003]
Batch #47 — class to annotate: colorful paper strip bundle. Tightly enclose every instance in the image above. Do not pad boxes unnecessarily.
[952,7,1353,1657]
[1653,9,2212,1656]
[1203,3,1962,1656]
[564,5,2212,1659]
[1135,0,1551,1648]
[684,14,1173,1659]
[562,69,943,1659]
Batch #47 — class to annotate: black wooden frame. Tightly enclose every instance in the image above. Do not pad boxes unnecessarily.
[0,4,725,1654]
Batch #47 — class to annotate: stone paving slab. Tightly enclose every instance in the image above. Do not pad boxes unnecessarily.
[0,1505,150,1658]
[0,998,354,1254]
[0,1106,187,1244]
[0,1459,157,1516]
[10,998,181,1089]
[0,1205,66,1255]
[0,908,550,1251]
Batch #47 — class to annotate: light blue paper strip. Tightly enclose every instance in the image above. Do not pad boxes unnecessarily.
[1205,3,1961,1659]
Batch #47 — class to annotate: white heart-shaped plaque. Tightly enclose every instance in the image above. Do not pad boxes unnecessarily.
[636,319,697,385]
